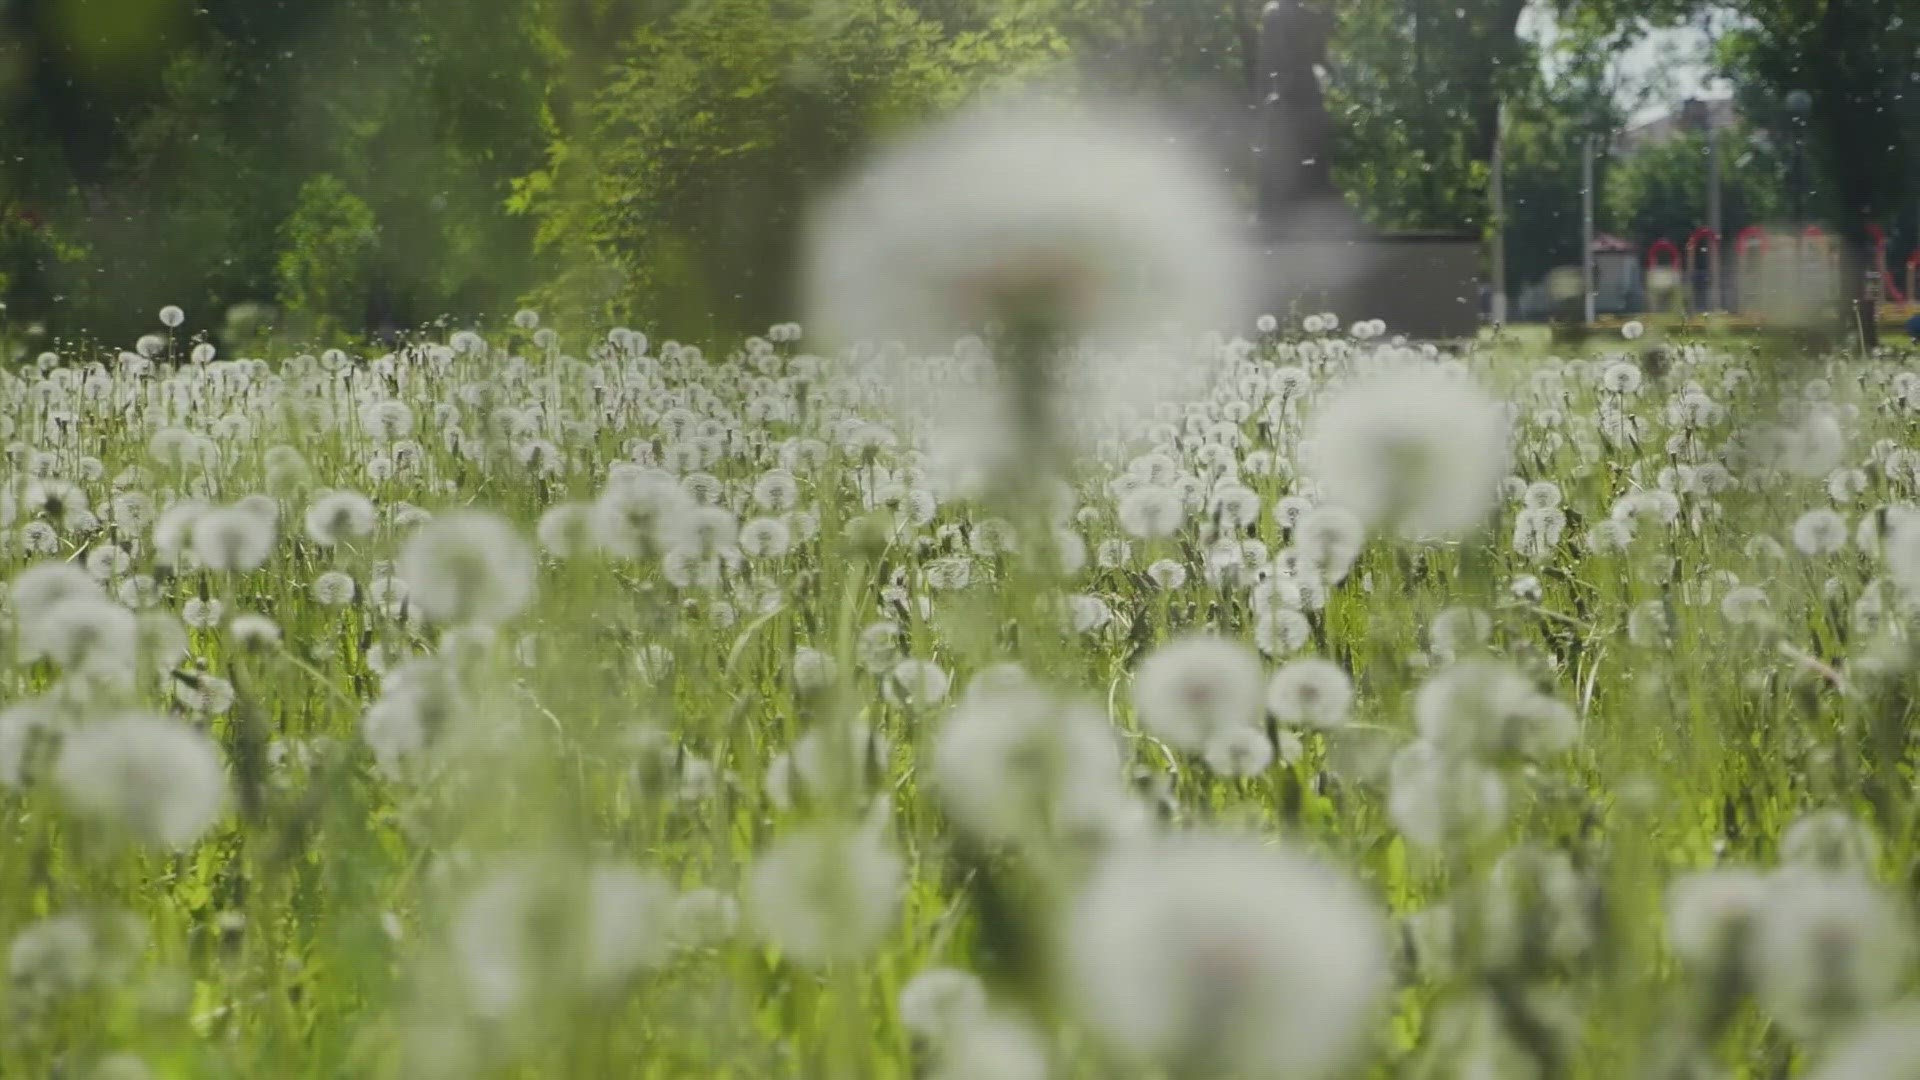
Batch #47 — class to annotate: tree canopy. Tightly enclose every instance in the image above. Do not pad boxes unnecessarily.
[0,0,1910,342]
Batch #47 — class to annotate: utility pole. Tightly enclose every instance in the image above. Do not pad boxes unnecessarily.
[1490,100,1507,325]
[1581,135,1596,324]
[1706,118,1723,311]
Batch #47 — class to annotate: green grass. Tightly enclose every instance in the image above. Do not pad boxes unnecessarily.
[1,327,1915,1079]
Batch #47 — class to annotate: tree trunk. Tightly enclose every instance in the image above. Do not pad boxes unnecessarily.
[1838,227,1879,351]
[1811,0,1886,351]
[1464,0,1531,170]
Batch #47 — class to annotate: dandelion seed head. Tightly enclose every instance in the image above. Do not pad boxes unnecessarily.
[932,684,1138,850]
[929,1011,1049,1080]
[1780,810,1880,873]
[1266,658,1353,730]
[450,857,674,1019]
[398,511,536,626]
[1793,509,1849,556]
[1665,868,1769,975]
[1202,725,1275,776]
[1132,634,1264,752]
[190,504,276,572]
[30,597,139,686]
[304,490,378,548]
[899,966,989,1043]
[1304,368,1508,537]
[1061,834,1389,1079]
[54,713,227,848]
[1387,740,1509,850]
[1254,608,1313,657]
[807,95,1251,352]
[1720,585,1772,626]
[746,823,903,968]
[1753,869,1911,1037]
[1414,660,1576,760]
[9,562,105,631]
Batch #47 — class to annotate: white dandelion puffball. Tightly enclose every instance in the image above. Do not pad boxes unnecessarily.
[747,822,903,968]
[1202,725,1276,777]
[1665,869,1770,974]
[931,1010,1049,1080]
[1061,834,1390,1079]
[9,562,105,630]
[898,966,989,1042]
[1387,740,1510,850]
[931,683,1141,850]
[806,95,1251,474]
[1754,869,1912,1037]
[30,597,139,684]
[397,511,537,626]
[1131,633,1265,752]
[1266,658,1354,731]
[304,490,378,548]
[1118,485,1187,540]
[1780,809,1880,873]
[808,95,1250,350]
[54,713,228,849]
[189,504,276,572]
[1413,660,1577,761]
[671,888,741,948]
[1807,1002,1920,1080]
[451,858,675,1018]
[1304,367,1510,537]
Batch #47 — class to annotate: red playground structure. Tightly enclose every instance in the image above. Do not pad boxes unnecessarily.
[1637,224,1915,315]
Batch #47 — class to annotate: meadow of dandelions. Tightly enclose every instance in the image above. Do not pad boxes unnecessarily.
[7,99,1920,1080]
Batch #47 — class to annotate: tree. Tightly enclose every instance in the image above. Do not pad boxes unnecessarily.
[1699,0,1918,345]
[0,0,556,342]
[513,0,1063,331]
[1495,66,1624,303]
[1034,0,1549,234]
[1327,0,1536,232]
[1606,125,1785,249]
[276,175,379,338]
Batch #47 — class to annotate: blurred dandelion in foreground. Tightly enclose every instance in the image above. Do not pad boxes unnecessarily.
[397,511,536,627]
[54,713,227,849]
[1304,367,1509,538]
[1060,833,1389,1078]
[1807,1001,1920,1080]
[448,857,674,1019]
[931,681,1144,851]
[747,819,903,968]
[899,966,988,1042]
[806,94,1252,483]
[1131,634,1265,753]
[7,909,145,1014]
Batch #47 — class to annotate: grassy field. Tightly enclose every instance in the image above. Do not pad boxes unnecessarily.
[2,312,1919,1080]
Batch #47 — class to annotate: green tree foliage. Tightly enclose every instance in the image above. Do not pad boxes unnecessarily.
[1689,0,1918,340]
[1327,0,1534,233]
[1606,126,1784,248]
[0,0,554,341]
[1015,0,1258,90]
[11,0,1892,341]
[275,175,379,338]
[1028,0,1545,234]
[513,0,1064,332]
